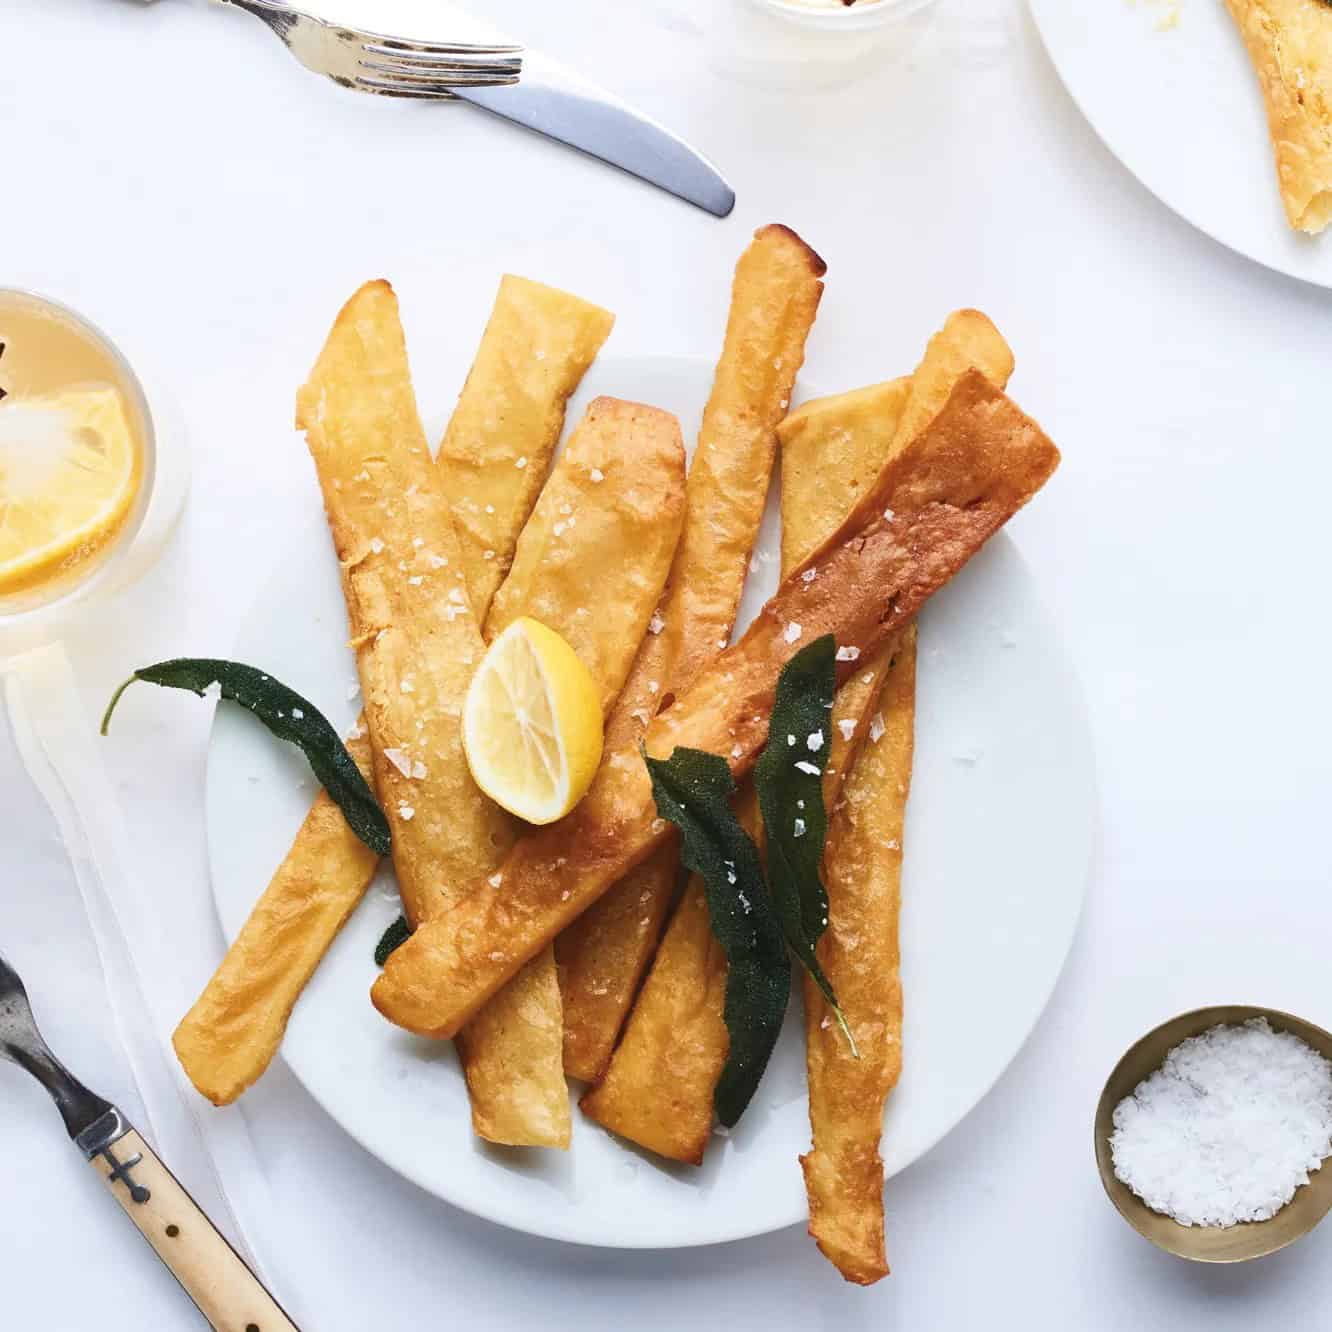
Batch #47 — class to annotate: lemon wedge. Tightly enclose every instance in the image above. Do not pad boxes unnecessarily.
[0,385,140,596]
[463,617,604,825]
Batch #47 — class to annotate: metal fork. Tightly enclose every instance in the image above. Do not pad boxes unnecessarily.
[219,0,523,98]
[1,950,301,1328]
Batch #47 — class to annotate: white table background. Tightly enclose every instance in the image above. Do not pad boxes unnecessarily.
[5,0,1332,1326]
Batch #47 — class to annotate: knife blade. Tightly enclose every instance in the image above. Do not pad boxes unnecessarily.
[453,50,736,218]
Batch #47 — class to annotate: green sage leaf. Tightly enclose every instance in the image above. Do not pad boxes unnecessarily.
[754,634,857,1055]
[643,745,791,1128]
[374,914,411,967]
[102,658,390,857]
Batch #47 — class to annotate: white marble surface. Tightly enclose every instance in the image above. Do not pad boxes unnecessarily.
[4,0,1332,1326]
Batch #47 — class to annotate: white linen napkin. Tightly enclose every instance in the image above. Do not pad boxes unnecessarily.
[3,641,304,1326]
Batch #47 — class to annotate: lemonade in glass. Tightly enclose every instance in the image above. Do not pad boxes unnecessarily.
[0,291,154,616]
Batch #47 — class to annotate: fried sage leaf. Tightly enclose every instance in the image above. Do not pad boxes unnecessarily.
[102,658,391,857]
[644,745,791,1127]
[754,634,857,1055]
[374,914,412,967]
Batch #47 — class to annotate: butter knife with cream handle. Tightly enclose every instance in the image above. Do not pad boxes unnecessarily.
[172,0,737,216]
[450,47,736,217]
[0,948,299,1331]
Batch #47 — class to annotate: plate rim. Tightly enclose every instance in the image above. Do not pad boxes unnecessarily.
[1026,0,1332,291]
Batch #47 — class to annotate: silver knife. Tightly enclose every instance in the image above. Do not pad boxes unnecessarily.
[454,49,736,218]
[0,949,300,1330]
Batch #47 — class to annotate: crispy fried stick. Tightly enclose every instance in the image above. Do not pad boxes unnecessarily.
[801,627,915,1284]
[440,275,616,608]
[372,369,1060,1040]
[298,281,511,931]
[557,224,826,1082]
[788,308,1010,1278]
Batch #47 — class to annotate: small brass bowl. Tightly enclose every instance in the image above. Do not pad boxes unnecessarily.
[1094,1004,1332,1263]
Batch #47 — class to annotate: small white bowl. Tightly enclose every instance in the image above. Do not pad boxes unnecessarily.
[755,0,939,32]
[704,0,939,89]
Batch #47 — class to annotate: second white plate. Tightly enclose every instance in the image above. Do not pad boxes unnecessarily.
[1029,0,1332,288]
[205,354,1094,1248]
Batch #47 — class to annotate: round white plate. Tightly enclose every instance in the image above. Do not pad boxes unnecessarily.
[1028,0,1332,288]
[206,354,1094,1248]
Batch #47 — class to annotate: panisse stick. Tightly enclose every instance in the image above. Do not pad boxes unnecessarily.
[458,397,685,1146]
[372,369,1060,1040]
[440,275,615,611]
[297,280,512,929]
[557,223,826,1082]
[789,309,1010,1278]
[802,628,915,1284]
[654,223,827,696]
[172,731,380,1106]
[578,795,757,1162]
[174,276,611,1110]
[486,396,688,707]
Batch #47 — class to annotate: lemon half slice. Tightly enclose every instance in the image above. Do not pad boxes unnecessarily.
[463,617,604,825]
[0,385,140,596]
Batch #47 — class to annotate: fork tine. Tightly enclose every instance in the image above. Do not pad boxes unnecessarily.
[361,38,523,58]
[352,85,458,101]
[358,59,521,82]
[361,48,522,66]
[360,44,522,71]
[358,53,522,76]
[353,74,519,96]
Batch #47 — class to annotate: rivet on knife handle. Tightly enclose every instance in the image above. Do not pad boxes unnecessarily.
[86,1115,299,1332]
[0,950,300,1332]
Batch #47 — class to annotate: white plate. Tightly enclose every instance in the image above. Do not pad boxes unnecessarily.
[1028,0,1332,288]
[206,354,1094,1248]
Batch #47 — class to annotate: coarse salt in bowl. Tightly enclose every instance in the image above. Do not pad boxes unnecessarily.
[1110,1019,1332,1229]
[1094,1006,1332,1263]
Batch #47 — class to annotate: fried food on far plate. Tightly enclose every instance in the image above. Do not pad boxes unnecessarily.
[557,223,826,1083]
[580,377,914,1161]
[173,277,609,1110]
[440,275,615,610]
[802,628,915,1285]
[1225,0,1332,233]
[372,369,1060,1040]
[457,397,685,1145]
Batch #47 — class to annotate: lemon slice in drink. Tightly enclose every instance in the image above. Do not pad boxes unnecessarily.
[463,617,604,825]
[0,385,140,597]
